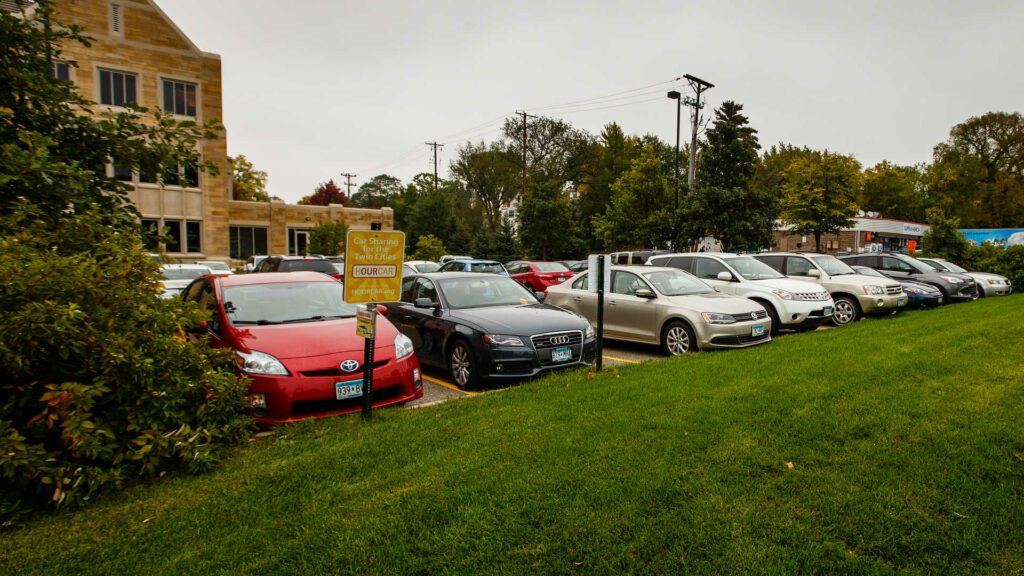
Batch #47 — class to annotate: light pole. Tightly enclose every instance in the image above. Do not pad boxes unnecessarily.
[667,90,681,209]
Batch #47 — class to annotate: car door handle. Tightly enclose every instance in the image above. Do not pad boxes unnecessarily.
[573,296,582,301]
[608,300,617,306]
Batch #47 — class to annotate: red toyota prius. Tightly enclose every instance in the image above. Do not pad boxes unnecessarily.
[182,271,422,426]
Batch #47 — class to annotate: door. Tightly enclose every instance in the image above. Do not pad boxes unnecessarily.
[605,270,660,342]
[558,273,597,321]
[880,256,914,279]
[784,256,819,284]
[288,229,310,256]
[694,256,734,294]
[392,277,447,368]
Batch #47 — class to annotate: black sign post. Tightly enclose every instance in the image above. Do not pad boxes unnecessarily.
[595,254,605,372]
[360,221,382,420]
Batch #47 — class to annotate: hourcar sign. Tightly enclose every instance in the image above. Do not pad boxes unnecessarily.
[343,229,405,304]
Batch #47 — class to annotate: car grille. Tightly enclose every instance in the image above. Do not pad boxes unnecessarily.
[886,285,903,295]
[531,331,584,349]
[300,359,389,378]
[291,384,403,416]
[796,291,831,301]
[710,333,771,346]
[731,310,769,322]
[957,284,977,297]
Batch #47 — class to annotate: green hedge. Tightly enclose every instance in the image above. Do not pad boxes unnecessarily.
[958,245,1024,289]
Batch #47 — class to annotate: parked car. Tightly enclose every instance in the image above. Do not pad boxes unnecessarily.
[646,253,834,335]
[567,260,589,272]
[439,254,473,264]
[917,257,1012,297]
[609,249,672,265]
[256,256,342,280]
[181,271,422,425]
[244,254,269,272]
[852,266,944,309]
[838,253,977,302]
[196,260,234,274]
[506,261,573,293]
[159,264,212,299]
[437,259,509,275]
[753,252,905,326]
[402,260,440,276]
[557,260,585,272]
[546,266,771,355]
[383,272,596,389]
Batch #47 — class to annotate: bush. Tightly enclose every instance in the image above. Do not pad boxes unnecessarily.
[308,221,347,256]
[411,234,446,261]
[959,244,1024,289]
[0,204,252,520]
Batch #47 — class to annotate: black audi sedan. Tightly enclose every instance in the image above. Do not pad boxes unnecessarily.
[838,253,977,302]
[383,272,597,389]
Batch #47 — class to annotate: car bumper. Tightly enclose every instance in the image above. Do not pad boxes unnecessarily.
[980,283,1012,296]
[778,300,834,327]
[695,320,772,349]
[247,354,423,426]
[860,293,908,315]
[944,283,978,301]
[907,293,944,308]
[480,338,597,379]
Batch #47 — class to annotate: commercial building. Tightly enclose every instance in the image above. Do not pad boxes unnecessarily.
[15,0,391,262]
[773,217,931,255]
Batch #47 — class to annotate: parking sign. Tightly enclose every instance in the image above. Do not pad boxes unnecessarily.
[344,229,405,303]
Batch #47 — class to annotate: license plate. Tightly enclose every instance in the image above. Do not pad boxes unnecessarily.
[335,380,363,400]
[897,297,907,307]
[823,306,833,316]
[751,324,765,337]
[551,347,572,362]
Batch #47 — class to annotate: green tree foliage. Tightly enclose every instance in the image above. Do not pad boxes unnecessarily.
[502,115,594,185]
[592,145,672,251]
[471,217,523,262]
[699,101,760,190]
[399,174,467,251]
[517,182,586,260]
[928,112,1024,228]
[577,123,639,249]
[352,174,402,209]
[229,154,269,202]
[921,208,970,261]
[308,221,347,256]
[780,150,862,252]
[411,234,446,261]
[450,141,519,231]
[858,161,926,222]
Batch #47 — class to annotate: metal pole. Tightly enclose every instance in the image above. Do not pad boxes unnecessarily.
[595,255,605,372]
[360,220,383,420]
[675,99,681,209]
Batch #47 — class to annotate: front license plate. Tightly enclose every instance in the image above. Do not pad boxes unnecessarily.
[335,380,363,400]
[823,306,833,316]
[551,347,572,362]
[897,297,907,307]
[751,324,765,337]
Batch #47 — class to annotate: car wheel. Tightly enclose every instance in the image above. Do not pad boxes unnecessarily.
[661,320,695,356]
[448,340,479,391]
[832,296,860,326]
[975,283,985,298]
[757,301,781,336]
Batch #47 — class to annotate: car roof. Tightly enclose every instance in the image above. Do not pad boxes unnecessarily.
[161,263,212,269]
[416,271,507,280]
[754,251,827,257]
[648,252,742,258]
[454,259,502,264]
[216,271,337,286]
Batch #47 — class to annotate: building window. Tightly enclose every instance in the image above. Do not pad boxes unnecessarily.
[109,3,124,37]
[113,161,133,182]
[186,221,202,253]
[183,159,199,187]
[139,160,158,184]
[162,79,197,116]
[163,219,182,253]
[143,218,202,254]
[52,61,70,81]
[99,69,137,107]
[141,219,159,251]
[230,226,268,260]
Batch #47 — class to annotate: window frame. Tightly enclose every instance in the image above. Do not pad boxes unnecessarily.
[160,77,199,117]
[97,66,139,108]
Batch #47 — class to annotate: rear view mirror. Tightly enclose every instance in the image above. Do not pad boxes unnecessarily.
[414,297,438,309]
[807,269,821,278]
[634,288,656,299]
[716,271,733,281]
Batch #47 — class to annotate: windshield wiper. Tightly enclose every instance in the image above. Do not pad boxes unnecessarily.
[280,314,355,323]
[232,319,282,325]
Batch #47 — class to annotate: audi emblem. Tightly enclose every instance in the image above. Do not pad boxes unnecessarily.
[550,335,571,346]
[340,359,360,372]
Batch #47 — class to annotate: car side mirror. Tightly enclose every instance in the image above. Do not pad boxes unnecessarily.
[376,304,389,316]
[634,288,656,299]
[716,271,733,281]
[807,269,821,278]
[414,297,439,309]
[534,291,546,302]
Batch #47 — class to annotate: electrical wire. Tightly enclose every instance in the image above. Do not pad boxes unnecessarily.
[524,77,682,112]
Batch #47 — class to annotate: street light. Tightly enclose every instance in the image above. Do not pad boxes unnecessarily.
[667,90,681,209]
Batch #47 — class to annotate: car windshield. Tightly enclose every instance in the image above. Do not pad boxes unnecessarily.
[161,267,209,281]
[279,260,337,274]
[642,270,713,296]
[469,262,506,274]
[413,262,440,273]
[855,266,885,279]
[723,257,785,280]
[902,257,939,274]
[811,255,856,276]
[200,262,230,272]
[222,281,357,325]
[933,259,966,273]
[535,262,570,272]
[438,276,538,309]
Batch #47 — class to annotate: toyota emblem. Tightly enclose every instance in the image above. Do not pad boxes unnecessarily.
[550,335,571,345]
[340,359,360,372]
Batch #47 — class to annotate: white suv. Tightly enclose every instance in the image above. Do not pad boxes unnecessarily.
[647,253,835,334]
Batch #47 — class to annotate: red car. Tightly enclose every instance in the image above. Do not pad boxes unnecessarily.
[182,271,422,426]
[506,261,574,293]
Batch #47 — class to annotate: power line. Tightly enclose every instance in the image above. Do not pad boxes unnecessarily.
[540,95,667,116]
[339,172,357,197]
[425,141,444,192]
[524,77,682,112]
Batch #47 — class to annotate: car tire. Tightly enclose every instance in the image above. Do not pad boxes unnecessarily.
[975,283,985,298]
[831,295,860,326]
[661,320,696,356]
[756,300,781,337]
[448,340,480,391]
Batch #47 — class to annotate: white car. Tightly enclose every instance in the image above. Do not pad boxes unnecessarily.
[917,257,1012,297]
[159,264,212,299]
[195,260,234,274]
[647,253,835,335]
[402,260,440,276]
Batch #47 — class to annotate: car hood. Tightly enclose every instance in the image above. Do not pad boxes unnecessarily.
[663,292,766,314]
[231,316,399,359]
[448,304,587,336]
[967,271,1007,282]
[901,280,940,292]
[824,273,900,288]
[161,279,194,290]
[743,277,828,294]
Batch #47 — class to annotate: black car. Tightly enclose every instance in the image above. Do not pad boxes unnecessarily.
[255,256,342,280]
[384,272,597,389]
[838,253,976,302]
[852,266,944,309]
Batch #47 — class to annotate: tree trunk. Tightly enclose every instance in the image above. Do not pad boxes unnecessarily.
[814,231,822,252]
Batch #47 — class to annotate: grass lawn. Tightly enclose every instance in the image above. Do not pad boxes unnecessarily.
[3,295,1024,575]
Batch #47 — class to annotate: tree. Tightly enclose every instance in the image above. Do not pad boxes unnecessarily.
[699,101,760,190]
[449,141,519,231]
[471,217,523,262]
[411,234,446,261]
[921,208,970,261]
[308,221,347,256]
[229,154,269,202]
[858,161,926,222]
[352,174,402,209]
[577,123,639,249]
[400,174,467,251]
[299,179,348,206]
[592,145,672,250]
[517,182,585,260]
[780,150,862,252]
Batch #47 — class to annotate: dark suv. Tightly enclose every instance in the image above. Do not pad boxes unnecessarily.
[255,256,342,280]
[838,253,977,302]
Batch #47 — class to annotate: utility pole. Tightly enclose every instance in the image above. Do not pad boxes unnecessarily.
[515,111,538,197]
[667,91,682,209]
[683,74,714,194]
[425,141,443,192]
[339,172,358,198]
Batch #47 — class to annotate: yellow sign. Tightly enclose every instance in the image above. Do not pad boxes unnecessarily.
[356,306,376,339]
[344,229,405,303]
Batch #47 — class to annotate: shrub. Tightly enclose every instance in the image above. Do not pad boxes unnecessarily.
[412,234,446,261]
[308,221,347,256]
[0,204,252,520]
[959,244,1024,289]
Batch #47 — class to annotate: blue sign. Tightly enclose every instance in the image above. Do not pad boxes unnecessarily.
[960,228,1024,248]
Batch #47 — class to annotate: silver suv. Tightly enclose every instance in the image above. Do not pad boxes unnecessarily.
[753,252,906,326]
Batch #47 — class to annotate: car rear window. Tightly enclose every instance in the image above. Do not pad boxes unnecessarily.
[535,262,570,272]
[162,267,209,280]
[470,262,505,274]
[279,260,337,274]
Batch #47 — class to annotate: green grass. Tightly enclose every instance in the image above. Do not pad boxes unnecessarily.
[3,296,1024,575]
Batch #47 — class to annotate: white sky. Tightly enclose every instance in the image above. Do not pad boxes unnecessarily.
[156,0,1024,204]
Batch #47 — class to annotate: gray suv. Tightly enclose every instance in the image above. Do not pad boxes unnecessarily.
[838,253,977,302]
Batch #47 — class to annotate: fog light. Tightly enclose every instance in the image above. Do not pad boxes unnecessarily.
[791,314,799,320]
[877,298,884,306]
[248,393,266,409]
[495,363,504,373]
[253,407,267,419]
[413,368,422,390]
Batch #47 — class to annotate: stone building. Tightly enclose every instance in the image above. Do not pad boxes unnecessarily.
[17,0,391,263]
[773,217,930,255]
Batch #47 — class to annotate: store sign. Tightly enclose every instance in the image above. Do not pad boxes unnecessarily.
[902,224,924,235]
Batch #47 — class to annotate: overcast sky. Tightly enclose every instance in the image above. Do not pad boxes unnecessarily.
[157,0,1024,204]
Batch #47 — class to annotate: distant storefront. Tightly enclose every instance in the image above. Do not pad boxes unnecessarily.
[773,217,931,255]
[959,228,1024,247]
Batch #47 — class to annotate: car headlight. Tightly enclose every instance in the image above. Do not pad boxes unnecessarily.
[940,275,963,283]
[235,350,289,376]
[771,289,794,300]
[903,285,924,294]
[986,278,1003,285]
[584,323,595,340]
[484,334,524,346]
[862,285,885,295]
[701,312,736,324]
[394,333,414,360]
